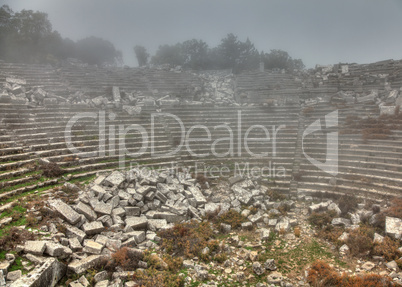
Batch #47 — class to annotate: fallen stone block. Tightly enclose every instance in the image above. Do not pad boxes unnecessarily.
[82,221,104,235]
[94,202,113,215]
[125,231,146,244]
[153,212,185,223]
[10,258,66,287]
[83,241,103,255]
[64,224,87,243]
[45,242,72,258]
[69,237,82,252]
[49,199,81,225]
[385,216,402,240]
[104,171,125,187]
[331,218,351,227]
[125,217,148,230]
[76,202,97,221]
[7,270,21,282]
[24,241,47,256]
[68,255,104,274]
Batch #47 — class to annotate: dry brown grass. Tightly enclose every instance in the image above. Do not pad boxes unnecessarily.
[307,260,392,287]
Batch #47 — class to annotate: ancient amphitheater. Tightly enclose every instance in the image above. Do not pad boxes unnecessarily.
[0,60,401,205]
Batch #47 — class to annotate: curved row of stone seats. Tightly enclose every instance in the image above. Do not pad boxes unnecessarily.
[297,102,402,198]
[317,59,402,93]
[0,62,67,93]
[58,65,149,93]
[236,71,302,103]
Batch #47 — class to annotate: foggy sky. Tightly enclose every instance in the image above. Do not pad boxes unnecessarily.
[3,0,402,68]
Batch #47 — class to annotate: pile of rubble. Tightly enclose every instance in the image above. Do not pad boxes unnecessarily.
[0,167,401,286]
[195,71,238,106]
[0,77,63,107]
[0,169,302,286]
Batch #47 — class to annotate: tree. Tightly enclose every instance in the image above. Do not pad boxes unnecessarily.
[217,33,240,70]
[151,44,184,67]
[181,39,209,70]
[262,49,305,71]
[75,36,122,66]
[133,45,149,66]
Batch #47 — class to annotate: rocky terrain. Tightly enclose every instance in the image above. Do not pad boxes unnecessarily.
[0,168,401,287]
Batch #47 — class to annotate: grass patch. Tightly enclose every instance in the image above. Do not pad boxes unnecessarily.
[259,236,347,276]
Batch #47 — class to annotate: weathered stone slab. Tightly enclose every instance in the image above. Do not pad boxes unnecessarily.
[76,202,97,221]
[82,221,104,235]
[231,185,253,205]
[187,186,206,205]
[331,218,351,227]
[49,200,81,224]
[45,242,72,258]
[68,255,103,274]
[24,241,47,256]
[94,202,113,215]
[147,219,168,231]
[385,216,402,240]
[83,241,103,255]
[153,211,185,223]
[125,231,146,244]
[6,77,26,85]
[104,171,125,187]
[64,224,86,243]
[125,217,148,230]
[10,258,66,287]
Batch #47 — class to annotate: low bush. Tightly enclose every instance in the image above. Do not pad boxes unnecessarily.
[307,260,392,287]
[110,247,143,270]
[373,236,401,261]
[0,227,35,250]
[134,268,184,287]
[206,209,247,230]
[346,226,374,257]
[40,162,65,178]
[308,210,337,228]
[158,220,215,259]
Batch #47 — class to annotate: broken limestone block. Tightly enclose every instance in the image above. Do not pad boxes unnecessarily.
[187,186,206,205]
[24,241,47,256]
[94,202,113,215]
[231,185,252,205]
[68,255,103,274]
[10,258,66,287]
[82,221,104,235]
[125,216,148,230]
[125,231,146,244]
[76,202,97,221]
[332,218,351,227]
[83,241,103,255]
[125,207,140,217]
[123,105,141,115]
[49,199,81,225]
[69,237,82,252]
[7,270,21,281]
[385,216,402,240]
[45,242,72,258]
[6,77,26,85]
[91,185,106,196]
[275,217,290,233]
[380,106,396,116]
[153,211,184,223]
[64,224,87,243]
[104,171,125,187]
[147,219,168,231]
